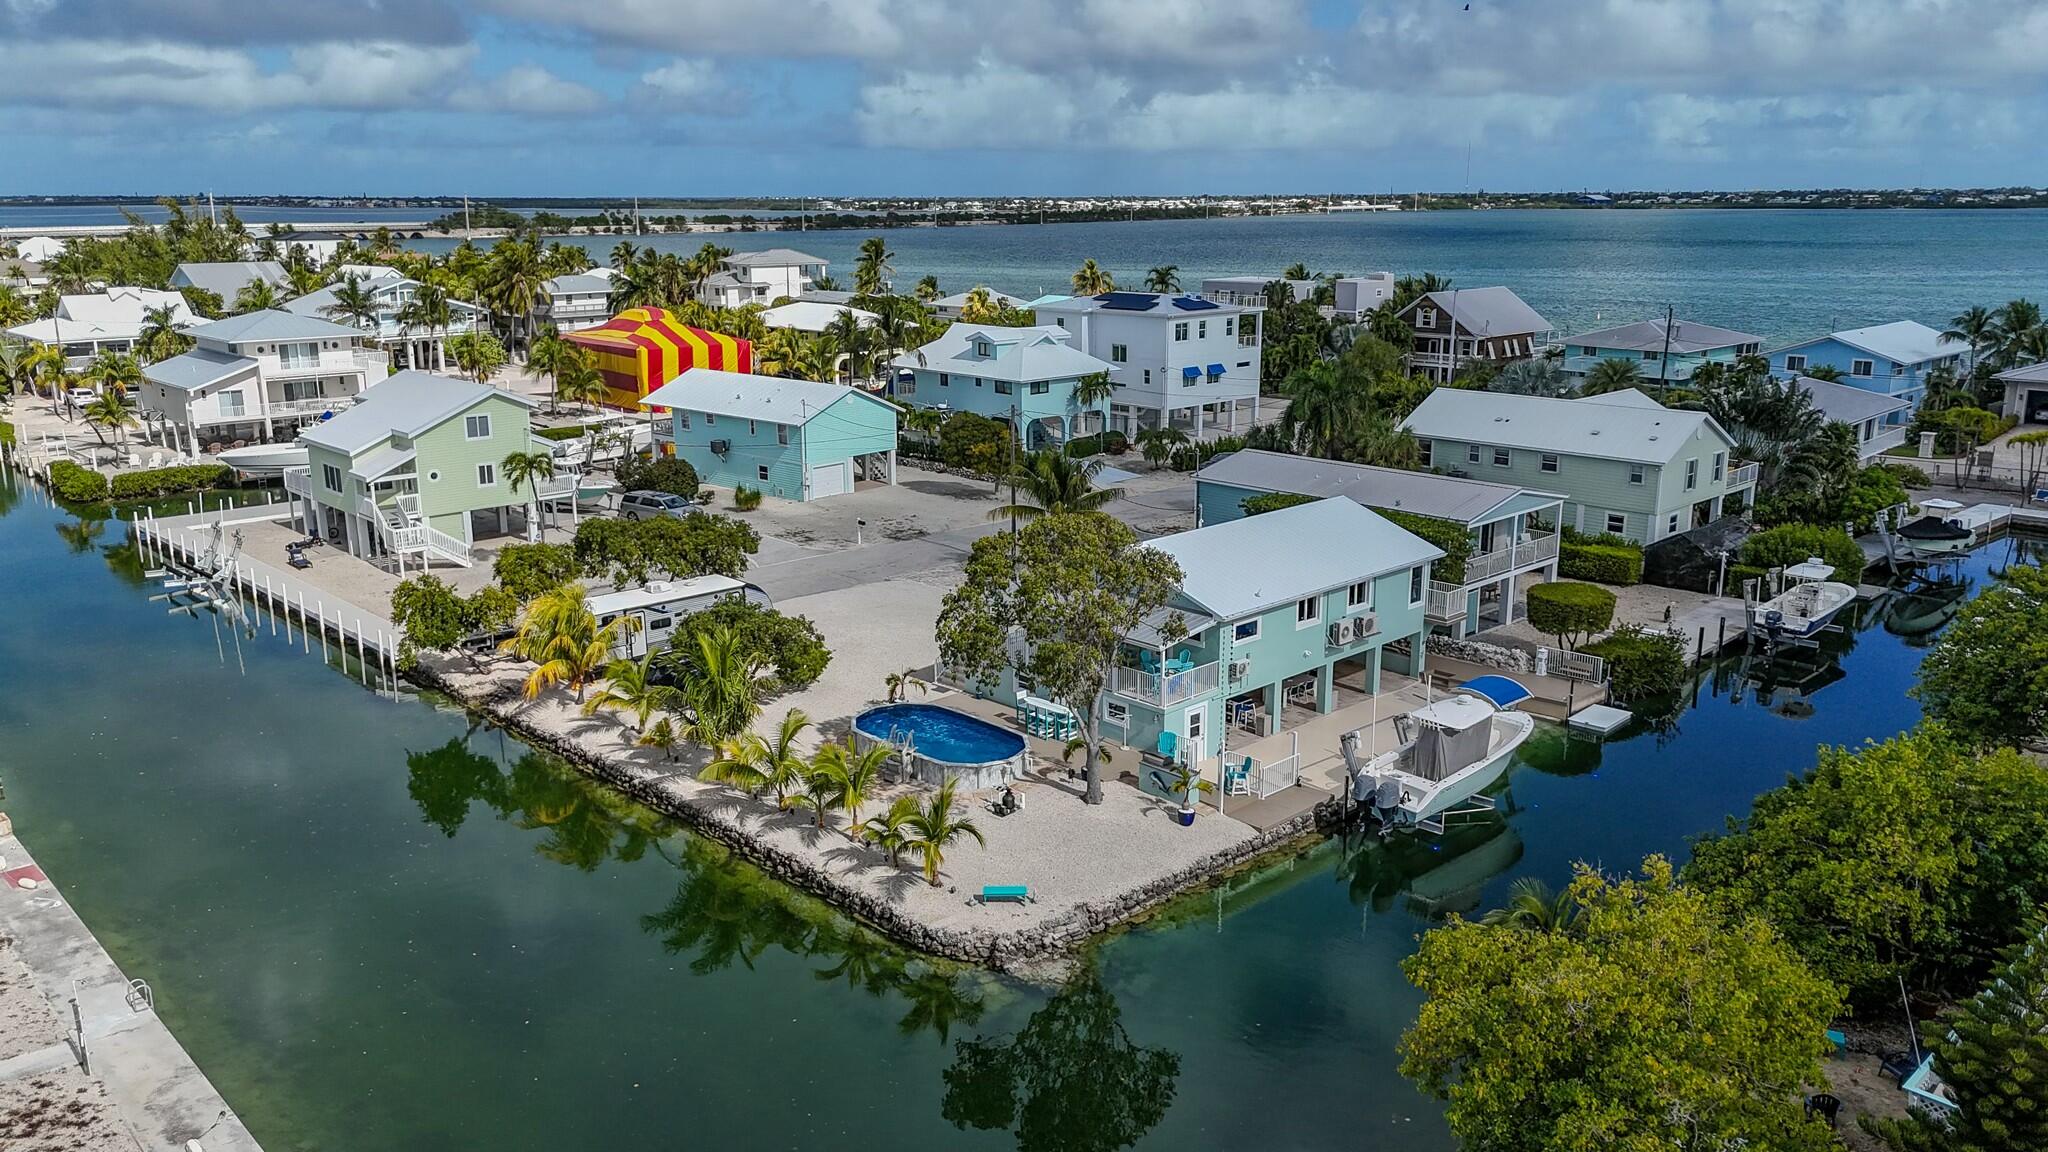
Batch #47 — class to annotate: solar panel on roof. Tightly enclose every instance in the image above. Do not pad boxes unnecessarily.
[1170,296,1219,311]
[1095,292,1158,311]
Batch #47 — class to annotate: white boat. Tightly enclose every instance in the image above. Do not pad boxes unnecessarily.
[214,442,309,476]
[1895,513,1973,559]
[1748,558,1858,639]
[1346,676,1535,831]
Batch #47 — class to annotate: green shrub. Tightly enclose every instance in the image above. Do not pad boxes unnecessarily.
[732,484,762,511]
[1582,624,1687,702]
[1102,430,1129,455]
[1526,581,1617,650]
[533,425,584,442]
[47,459,110,503]
[664,598,832,692]
[0,418,14,447]
[1559,539,1643,584]
[937,411,1014,474]
[492,542,579,601]
[1063,434,1103,458]
[1242,492,1317,517]
[616,455,699,499]
[1738,523,1863,581]
[108,463,232,500]
[1880,461,1929,488]
[1380,509,1474,585]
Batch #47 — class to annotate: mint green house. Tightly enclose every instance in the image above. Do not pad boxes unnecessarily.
[645,368,899,501]
[888,323,1115,449]
[1561,318,1760,386]
[1402,387,1758,545]
[958,499,1440,793]
[286,372,568,570]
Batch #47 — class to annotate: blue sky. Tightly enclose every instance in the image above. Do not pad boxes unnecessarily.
[3,0,2046,196]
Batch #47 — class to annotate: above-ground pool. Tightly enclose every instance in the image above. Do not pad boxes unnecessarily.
[854,703,1029,790]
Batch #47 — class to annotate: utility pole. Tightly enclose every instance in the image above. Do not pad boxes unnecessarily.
[1657,303,1675,397]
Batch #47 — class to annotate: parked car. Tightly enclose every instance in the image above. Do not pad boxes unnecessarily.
[617,490,695,521]
[66,386,98,409]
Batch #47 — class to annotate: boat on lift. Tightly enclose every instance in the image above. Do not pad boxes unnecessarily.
[214,441,310,477]
[1344,675,1535,832]
[1895,512,1973,559]
[1748,558,1858,640]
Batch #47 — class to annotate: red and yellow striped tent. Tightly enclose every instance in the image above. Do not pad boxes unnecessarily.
[563,307,751,410]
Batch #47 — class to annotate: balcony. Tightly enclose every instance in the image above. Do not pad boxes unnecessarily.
[1462,531,1559,583]
[1859,425,1909,458]
[1201,290,1266,308]
[282,466,313,499]
[1108,659,1220,706]
[268,395,358,417]
[1238,333,1259,347]
[1727,462,1760,489]
[1424,582,1468,623]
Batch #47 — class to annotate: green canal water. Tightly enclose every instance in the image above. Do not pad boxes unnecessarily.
[0,465,2039,1151]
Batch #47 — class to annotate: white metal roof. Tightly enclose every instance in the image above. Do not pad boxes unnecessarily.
[1567,317,1760,353]
[1791,375,1913,425]
[724,248,825,268]
[586,575,747,617]
[169,261,289,301]
[1780,320,1964,366]
[1194,448,1561,525]
[1399,287,1553,336]
[142,348,258,392]
[544,273,614,295]
[189,308,364,345]
[894,322,1113,383]
[760,300,877,333]
[1403,388,1731,465]
[1996,361,2048,384]
[1144,497,1442,621]
[933,289,1028,310]
[299,372,533,455]
[642,368,899,426]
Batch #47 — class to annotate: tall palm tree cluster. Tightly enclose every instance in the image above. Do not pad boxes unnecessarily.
[1943,297,2048,402]
[1262,335,1425,468]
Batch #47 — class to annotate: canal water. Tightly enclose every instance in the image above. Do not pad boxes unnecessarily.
[0,464,2038,1151]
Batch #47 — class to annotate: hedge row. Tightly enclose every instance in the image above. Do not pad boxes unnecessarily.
[1583,624,1688,702]
[533,425,585,442]
[0,418,15,447]
[47,459,110,503]
[1063,431,1129,458]
[1380,509,1474,585]
[110,463,233,500]
[1560,539,1643,585]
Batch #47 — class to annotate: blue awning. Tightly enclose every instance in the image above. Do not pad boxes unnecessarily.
[1206,362,1226,376]
[1182,365,1201,379]
[1458,675,1533,710]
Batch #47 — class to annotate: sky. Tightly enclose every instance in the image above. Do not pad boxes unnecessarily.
[3,0,2047,197]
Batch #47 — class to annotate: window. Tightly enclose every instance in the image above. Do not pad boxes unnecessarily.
[1409,566,1425,605]
[1143,370,1152,385]
[282,378,322,402]
[1197,320,1207,338]
[1105,700,1129,724]
[1851,359,1874,377]
[1173,322,1189,341]
[1539,453,1559,473]
[1418,439,1433,466]
[995,380,1012,395]
[1685,459,1698,490]
[217,389,245,418]
[973,377,983,388]
[1784,354,1807,371]
[938,373,949,387]
[1458,339,1476,357]
[1581,345,1600,357]
[1606,513,1626,534]
[974,340,992,357]
[1892,361,1906,376]
[703,413,714,425]
[1030,380,1049,395]
[1667,512,1681,535]
[1224,318,1234,336]
[1642,349,1660,361]
[1233,619,1260,642]
[322,463,342,492]
[1418,307,1437,328]
[777,423,789,445]
[476,462,497,487]
[1296,596,1320,626]
[1183,372,1196,388]
[277,341,318,370]
[749,419,758,435]
[1493,447,1511,467]
[897,378,915,396]
[1110,343,1128,363]
[757,465,770,481]
[1347,580,1372,610]
[1629,464,1645,485]
[677,411,691,429]
[464,413,491,440]
[1055,318,1066,328]
[1712,451,1725,481]
[1467,444,1482,464]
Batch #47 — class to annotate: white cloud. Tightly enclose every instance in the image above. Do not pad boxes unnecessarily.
[638,58,717,100]
[450,64,604,115]
[0,38,471,112]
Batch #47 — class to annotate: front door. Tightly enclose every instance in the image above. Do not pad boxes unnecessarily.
[1183,706,1208,766]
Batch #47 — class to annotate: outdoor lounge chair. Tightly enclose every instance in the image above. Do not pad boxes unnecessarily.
[1155,731,1177,763]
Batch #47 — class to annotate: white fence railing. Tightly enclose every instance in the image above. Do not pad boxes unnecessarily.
[423,522,473,565]
[1425,582,1468,621]
[1249,752,1299,799]
[1109,660,1220,706]
[1727,462,1760,488]
[1464,532,1559,583]
[1540,648,1607,683]
[282,466,314,499]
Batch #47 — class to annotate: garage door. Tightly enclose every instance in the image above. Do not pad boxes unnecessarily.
[809,460,848,499]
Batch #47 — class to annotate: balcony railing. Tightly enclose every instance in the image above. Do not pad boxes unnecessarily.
[1425,581,1468,622]
[269,395,357,416]
[1238,334,1259,347]
[1202,290,1266,308]
[1727,462,1760,488]
[1462,531,1559,583]
[1861,426,1909,457]
[1108,660,1220,706]
[282,466,313,499]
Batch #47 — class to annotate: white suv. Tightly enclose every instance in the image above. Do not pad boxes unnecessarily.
[617,490,693,521]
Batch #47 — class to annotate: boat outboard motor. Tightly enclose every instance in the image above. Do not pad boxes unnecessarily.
[1763,608,1784,634]
[1372,777,1403,818]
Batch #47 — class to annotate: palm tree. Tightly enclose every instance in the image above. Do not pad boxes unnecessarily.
[487,240,548,359]
[610,240,638,271]
[702,708,811,800]
[1492,357,1570,397]
[1071,370,1117,435]
[957,286,1001,325]
[553,349,608,414]
[1135,425,1188,466]
[498,583,631,702]
[449,332,509,384]
[755,328,806,378]
[0,285,31,328]
[860,795,920,867]
[1479,877,1578,933]
[2013,326,2048,367]
[526,327,568,413]
[637,716,685,761]
[789,335,838,384]
[397,281,455,366]
[673,624,769,744]
[812,737,891,833]
[824,308,869,384]
[321,273,381,340]
[1944,304,1998,383]
[81,390,137,447]
[1071,259,1114,295]
[780,760,840,830]
[1144,265,1180,293]
[85,349,142,401]
[1279,359,1363,458]
[1995,298,2043,362]
[137,304,191,363]
[884,669,927,704]
[1581,357,1643,396]
[1282,262,1313,282]
[1920,365,1973,414]
[988,449,1125,523]
[914,275,941,303]
[1801,364,1843,382]
[500,449,558,541]
[0,340,38,402]
[580,654,679,734]
[901,779,985,887]
[854,237,894,296]
[1347,409,1421,469]
[232,278,280,314]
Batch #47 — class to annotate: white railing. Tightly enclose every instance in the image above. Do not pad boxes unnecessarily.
[1201,290,1266,308]
[423,522,473,565]
[1542,649,1607,683]
[1425,581,1468,621]
[1249,752,1299,799]
[1238,334,1259,347]
[1727,462,1760,488]
[1109,660,1220,706]
[282,466,314,498]
[268,395,357,416]
[531,473,581,501]
[1862,426,1909,457]
[1464,531,1560,583]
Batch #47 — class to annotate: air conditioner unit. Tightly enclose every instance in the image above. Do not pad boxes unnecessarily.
[1228,659,1251,682]
[709,439,731,455]
[1327,619,1353,646]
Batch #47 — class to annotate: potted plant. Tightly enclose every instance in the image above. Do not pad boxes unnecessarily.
[1165,762,1213,826]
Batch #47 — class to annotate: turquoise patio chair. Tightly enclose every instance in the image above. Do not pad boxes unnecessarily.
[1156,731,1177,763]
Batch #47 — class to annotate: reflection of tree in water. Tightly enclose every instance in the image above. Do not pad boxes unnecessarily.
[405,732,989,1043]
[941,967,1180,1152]
[55,515,105,554]
[1332,819,1524,921]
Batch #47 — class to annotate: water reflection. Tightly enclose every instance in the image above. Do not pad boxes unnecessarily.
[941,967,1180,1152]
[1333,816,1525,921]
[405,734,669,870]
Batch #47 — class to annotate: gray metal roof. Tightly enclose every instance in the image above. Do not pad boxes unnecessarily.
[934,289,1028,309]
[1403,388,1732,465]
[189,308,364,345]
[642,368,899,426]
[1775,320,1964,366]
[1791,375,1912,425]
[1145,497,1442,621]
[142,347,258,392]
[1035,291,1254,317]
[1994,360,2048,384]
[348,444,417,482]
[724,248,825,267]
[1194,448,1560,525]
[169,261,289,302]
[1127,604,1216,649]
[299,372,534,455]
[1567,317,1760,353]
[894,323,1113,383]
[544,273,614,295]
[1399,286,1552,336]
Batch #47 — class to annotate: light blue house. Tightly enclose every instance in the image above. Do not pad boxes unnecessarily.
[890,323,1114,449]
[1192,449,1565,638]
[958,498,1440,782]
[643,368,899,501]
[1766,321,1966,423]
[1562,318,1760,385]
